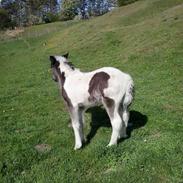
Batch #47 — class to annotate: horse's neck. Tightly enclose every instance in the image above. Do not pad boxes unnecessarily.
[58,66,81,88]
[60,65,80,77]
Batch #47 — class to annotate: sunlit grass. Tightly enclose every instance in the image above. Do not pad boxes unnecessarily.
[0,0,183,182]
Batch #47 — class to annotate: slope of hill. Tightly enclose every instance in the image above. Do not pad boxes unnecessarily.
[0,0,183,182]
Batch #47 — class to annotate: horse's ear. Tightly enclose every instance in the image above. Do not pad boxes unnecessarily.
[50,56,59,67]
[50,56,56,64]
[62,52,69,59]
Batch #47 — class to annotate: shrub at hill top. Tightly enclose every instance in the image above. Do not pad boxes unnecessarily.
[118,0,138,6]
[0,8,15,30]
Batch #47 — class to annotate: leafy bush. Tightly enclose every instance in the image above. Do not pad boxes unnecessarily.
[0,8,15,30]
[43,13,60,23]
[60,9,77,21]
[60,0,80,21]
[27,15,42,26]
[118,0,138,6]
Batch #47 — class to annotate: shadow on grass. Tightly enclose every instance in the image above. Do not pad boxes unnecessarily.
[85,107,148,144]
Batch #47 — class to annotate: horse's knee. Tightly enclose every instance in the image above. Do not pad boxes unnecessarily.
[123,110,129,126]
[72,120,80,129]
[111,115,122,131]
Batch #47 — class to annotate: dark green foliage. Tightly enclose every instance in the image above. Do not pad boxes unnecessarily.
[60,0,118,21]
[60,0,81,21]
[1,0,59,27]
[0,8,15,29]
[60,8,78,21]
[1,0,117,26]
[43,13,60,23]
[118,0,138,6]
[0,8,10,29]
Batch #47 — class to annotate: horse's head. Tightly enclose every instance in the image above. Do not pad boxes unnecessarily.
[49,53,69,82]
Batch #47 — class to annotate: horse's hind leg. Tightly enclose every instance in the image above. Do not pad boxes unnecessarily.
[118,104,129,139]
[118,94,132,139]
[122,107,130,128]
[102,98,122,146]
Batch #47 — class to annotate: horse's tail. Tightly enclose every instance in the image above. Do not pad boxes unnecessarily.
[122,77,134,127]
[124,77,134,108]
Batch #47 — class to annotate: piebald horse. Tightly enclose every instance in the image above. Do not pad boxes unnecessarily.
[49,53,134,150]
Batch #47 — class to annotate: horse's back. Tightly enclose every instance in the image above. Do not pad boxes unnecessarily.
[97,67,133,101]
[64,66,133,106]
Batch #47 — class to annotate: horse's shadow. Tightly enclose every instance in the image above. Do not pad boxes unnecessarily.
[85,107,148,144]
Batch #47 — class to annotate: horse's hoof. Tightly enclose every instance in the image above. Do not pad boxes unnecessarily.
[74,144,82,150]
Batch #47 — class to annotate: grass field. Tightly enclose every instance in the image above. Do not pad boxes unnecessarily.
[0,0,183,182]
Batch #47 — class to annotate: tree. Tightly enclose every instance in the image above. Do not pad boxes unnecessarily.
[60,0,117,20]
[0,0,119,28]
[1,0,19,26]
[0,0,59,27]
[0,8,14,29]
[60,0,82,20]
[1,0,27,26]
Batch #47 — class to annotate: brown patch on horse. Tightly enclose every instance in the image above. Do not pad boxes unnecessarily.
[60,72,73,110]
[88,72,110,101]
[88,72,115,117]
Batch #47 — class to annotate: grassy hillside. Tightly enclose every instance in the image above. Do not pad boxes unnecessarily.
[0,0,183,182]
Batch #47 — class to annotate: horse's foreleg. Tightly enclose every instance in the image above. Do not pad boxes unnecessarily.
[70,107,84,150]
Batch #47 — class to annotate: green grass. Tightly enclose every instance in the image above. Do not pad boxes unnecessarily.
[0,0,183,182]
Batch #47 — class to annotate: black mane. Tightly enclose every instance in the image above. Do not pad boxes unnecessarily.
[65,61,75,70]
